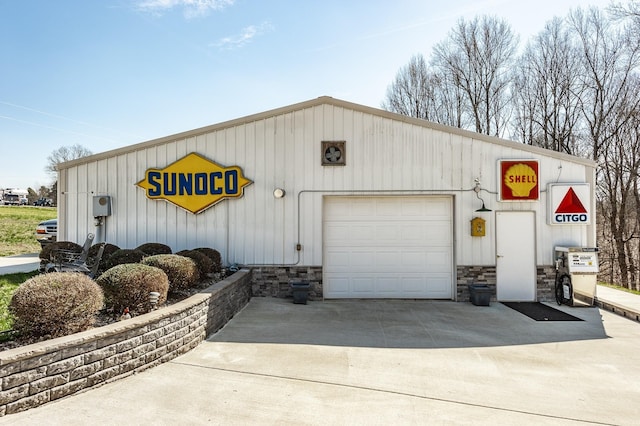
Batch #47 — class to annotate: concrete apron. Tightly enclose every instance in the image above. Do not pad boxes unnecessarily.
[2,298,640,425]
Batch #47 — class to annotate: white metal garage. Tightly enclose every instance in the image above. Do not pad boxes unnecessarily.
[57,96,597,302]
[323,196,453,299]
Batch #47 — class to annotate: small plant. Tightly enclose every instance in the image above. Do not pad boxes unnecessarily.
[136,242,172,256]
[141,254,199,292]
[96,263,169,314]
[177,249,214,278]
[9,272,104,339]
[193,247,222,274]
[106,249,146,269]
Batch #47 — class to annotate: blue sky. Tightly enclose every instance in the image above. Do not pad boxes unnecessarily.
[1,0,612,191]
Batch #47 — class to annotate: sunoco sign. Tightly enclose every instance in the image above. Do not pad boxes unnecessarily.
[548,183,591,225]
[136,153,253,214]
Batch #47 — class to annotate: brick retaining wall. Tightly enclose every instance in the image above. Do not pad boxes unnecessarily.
[0,269,252,416]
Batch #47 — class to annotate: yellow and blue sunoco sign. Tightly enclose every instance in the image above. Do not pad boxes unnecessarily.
[136,153,253,214]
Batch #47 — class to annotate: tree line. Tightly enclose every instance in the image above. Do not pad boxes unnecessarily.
[382,3,640,290]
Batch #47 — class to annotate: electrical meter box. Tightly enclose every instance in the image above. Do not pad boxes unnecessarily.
[93,195,112,217]
[555,246,599,306]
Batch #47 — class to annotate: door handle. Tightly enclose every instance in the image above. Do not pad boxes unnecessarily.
[496,255,504,259]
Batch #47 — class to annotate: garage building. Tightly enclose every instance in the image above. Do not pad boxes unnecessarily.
[58,97,596,302]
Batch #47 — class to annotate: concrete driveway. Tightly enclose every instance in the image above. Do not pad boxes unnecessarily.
[2,298,639,425]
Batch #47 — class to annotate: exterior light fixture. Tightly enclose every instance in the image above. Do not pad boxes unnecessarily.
[149,292,160,311]
[474,179,492,212]
[273,188,286,198]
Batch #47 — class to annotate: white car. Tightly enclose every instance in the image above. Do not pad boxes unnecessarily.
[36,218,57,247]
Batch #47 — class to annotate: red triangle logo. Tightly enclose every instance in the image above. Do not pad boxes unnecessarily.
[555,188,587,213]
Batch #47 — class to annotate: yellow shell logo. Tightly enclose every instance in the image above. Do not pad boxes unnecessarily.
[136,153,252,214]
[504,163,537,197]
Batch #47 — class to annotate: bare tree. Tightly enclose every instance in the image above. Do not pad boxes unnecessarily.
[609,1,640,24]
[382,55,467,128]
[46,144,93,178]
[432,15,518,137]
[382,54,434,120]
[596,82,640,289]
[511,18,582,154]
[569,7,640,162]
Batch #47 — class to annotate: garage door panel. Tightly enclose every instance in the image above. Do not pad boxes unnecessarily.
[425,250,452,270]
[426,275,453,297]
[325,274,452,299]
[324,197,453,299]
[375,251,402,267]
[326,276,350,295]
[352,277,375,294]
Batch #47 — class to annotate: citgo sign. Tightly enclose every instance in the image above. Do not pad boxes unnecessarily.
[548,183,591,225]
[136,153,253,214]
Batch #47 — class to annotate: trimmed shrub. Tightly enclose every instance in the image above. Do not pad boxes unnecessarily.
[141,254,199,292]
[106,249,146,269]
[96,263,169,314]
[9,272,104,339]
[193,247,222,274]
[88,243,121,276]
[177,249,214,277]
[39,241,83,263]
[136,242,172,256]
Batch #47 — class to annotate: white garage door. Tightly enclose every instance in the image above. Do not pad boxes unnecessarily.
[323,196,453,299]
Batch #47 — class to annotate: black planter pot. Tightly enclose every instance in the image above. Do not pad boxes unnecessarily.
[290,282,311,304]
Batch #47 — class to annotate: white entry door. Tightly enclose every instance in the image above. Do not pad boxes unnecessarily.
[496,211,536,301]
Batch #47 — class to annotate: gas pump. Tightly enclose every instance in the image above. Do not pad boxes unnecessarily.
[554,247,599,306]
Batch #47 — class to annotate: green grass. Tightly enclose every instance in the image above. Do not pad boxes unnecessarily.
[0,271,38,333]
[599,282,640,296]
[0,206,56,256]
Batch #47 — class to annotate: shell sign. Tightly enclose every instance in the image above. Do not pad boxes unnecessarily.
[499,160,539,201]
[136,153,253,214]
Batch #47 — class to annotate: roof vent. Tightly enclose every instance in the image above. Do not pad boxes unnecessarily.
[321,141,346,166]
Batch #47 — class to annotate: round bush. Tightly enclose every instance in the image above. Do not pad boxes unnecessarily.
[96,263,169,314]
[177,250,214,277]
[88,243,120,276]
[136,242,172,256]
[9,272,104,339]
[141,254,199,292]
[106,249,146,269]
[193,247,222,274]
[39,241,83,263]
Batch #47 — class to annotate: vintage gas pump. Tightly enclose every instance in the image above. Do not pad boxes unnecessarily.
[554,247,599,306]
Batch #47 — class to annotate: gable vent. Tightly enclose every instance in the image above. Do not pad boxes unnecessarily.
[322,141,346,166]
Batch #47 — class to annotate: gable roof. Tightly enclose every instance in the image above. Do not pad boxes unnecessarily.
[59,96,596,170]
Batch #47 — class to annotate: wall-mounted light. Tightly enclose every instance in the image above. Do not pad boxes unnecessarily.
[149,292,160,311]
[273,188,286,198]
[474,180,492,212]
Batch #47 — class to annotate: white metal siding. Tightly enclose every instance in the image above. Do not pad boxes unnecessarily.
[59,100,595,269]
[323,196,453,299]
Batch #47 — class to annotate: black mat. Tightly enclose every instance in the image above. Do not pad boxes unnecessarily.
[502,302,583,321]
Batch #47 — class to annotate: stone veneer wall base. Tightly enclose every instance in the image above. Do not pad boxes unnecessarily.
[251,266,323,300]
[458,265,558,303]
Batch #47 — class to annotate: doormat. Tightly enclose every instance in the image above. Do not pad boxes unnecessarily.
[502,302,583,321]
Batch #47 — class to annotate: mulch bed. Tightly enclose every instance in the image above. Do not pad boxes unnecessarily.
[0,280,217,352]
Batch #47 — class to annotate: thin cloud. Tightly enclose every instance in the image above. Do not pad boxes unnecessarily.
[212,21,274,50]
[137,0,235,18]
